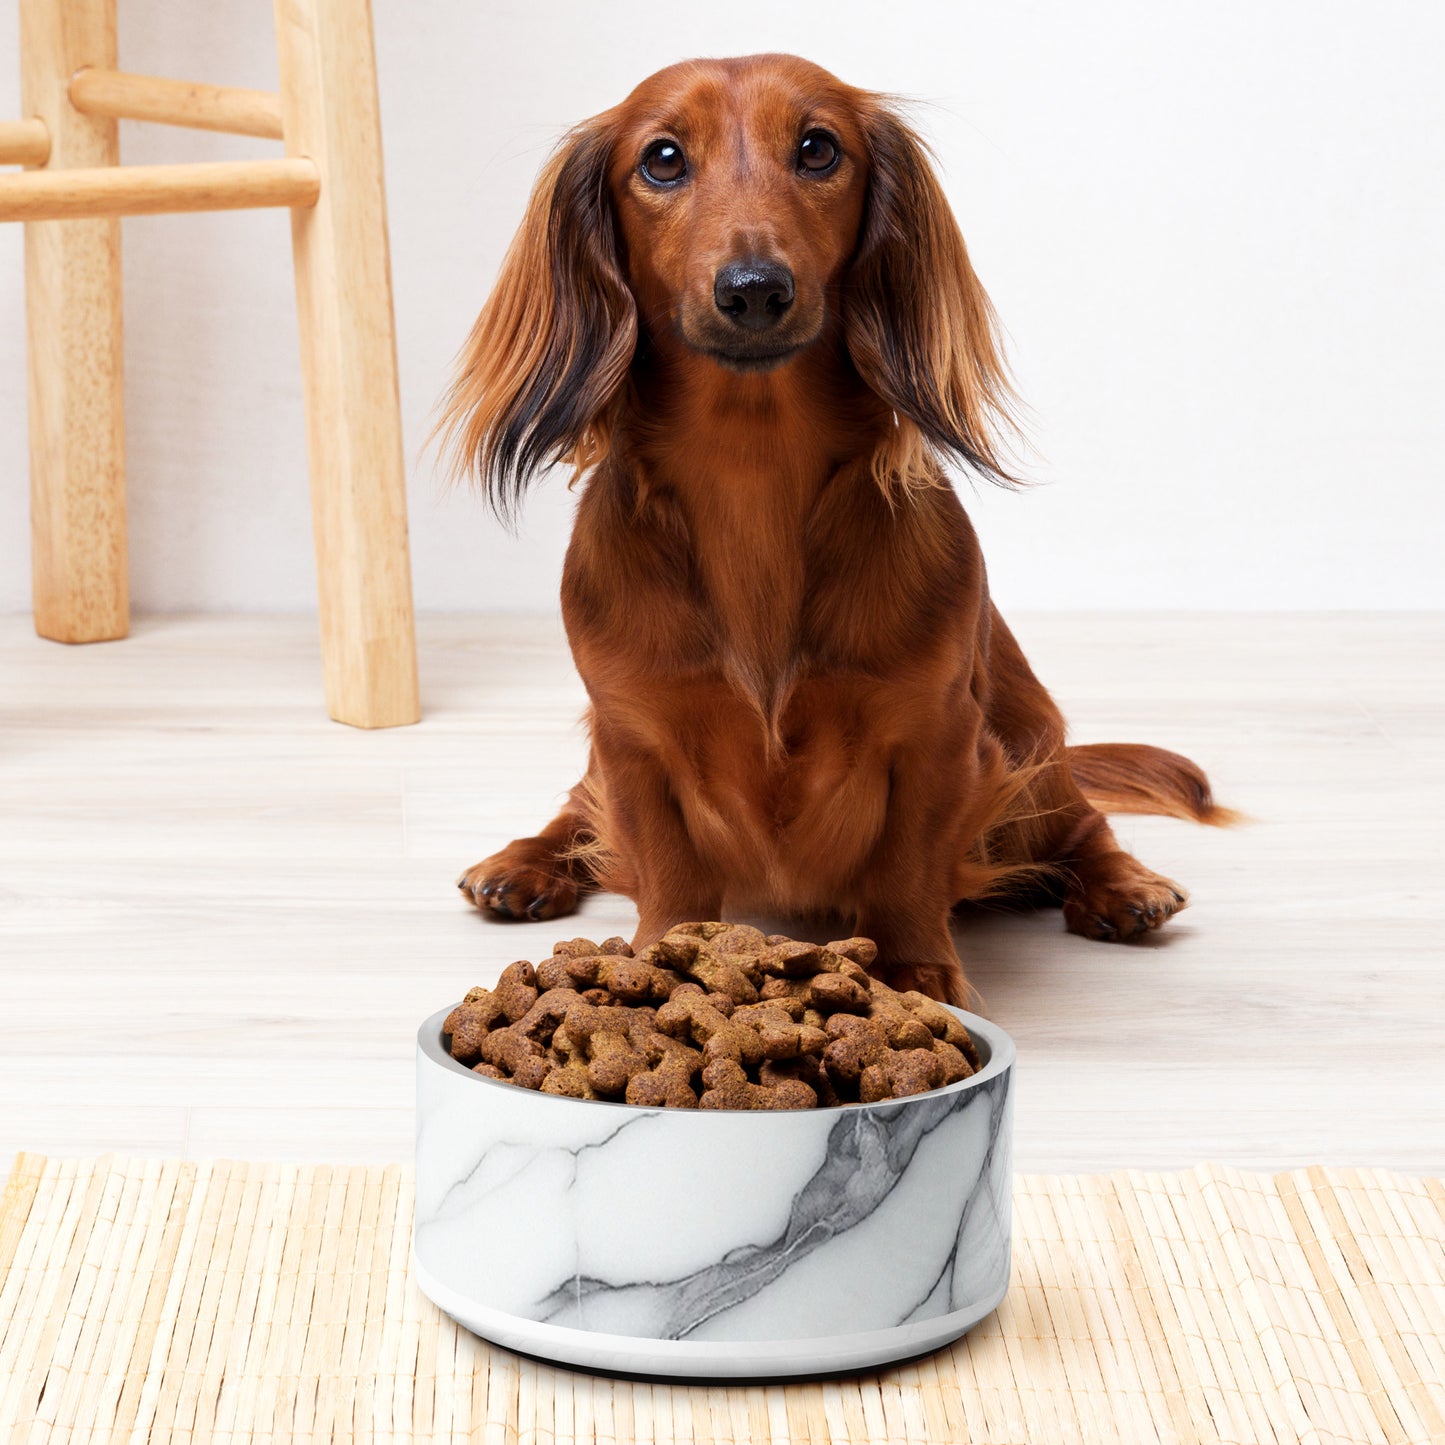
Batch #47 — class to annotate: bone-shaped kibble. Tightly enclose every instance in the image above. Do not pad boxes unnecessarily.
[563,953,679,1003]
[757,940,839,976]
[478,1026,552,1089]
[706,923,768,955]
[807,973,870,1014]
[667,982,736,1016]
[699,1058,817,1110]
[646,936,759,1003]
[729,1001,828,1060]
[825,937,879,969]
[443,993,505,1062]
[760,1053,839,1107]
[865,980,939,1050]
[655,992,765,1068]
[494,960,540,1022]
[898,991,980,1066]
[540,1059,598,1099]
[932,1039,975,1084]
[552,937,601,958]
[564,1000,650,1096]
[445,925,978,1108]
[821,1014,890,1082]
[513,987,585,1044]
[534,954,575,991]
[625,1046,700,1108]
[859,1047,945,1102]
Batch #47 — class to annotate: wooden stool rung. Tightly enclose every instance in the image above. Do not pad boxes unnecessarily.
[0,157,319,221]
[0,117,49,166]
[68,68,284,141]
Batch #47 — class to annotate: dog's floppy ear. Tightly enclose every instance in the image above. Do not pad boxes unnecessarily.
[846,103,1018,490]
[438,117,637,524]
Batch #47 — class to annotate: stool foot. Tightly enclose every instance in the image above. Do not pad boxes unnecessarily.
[23,0,128,644]
[275,0,419,729]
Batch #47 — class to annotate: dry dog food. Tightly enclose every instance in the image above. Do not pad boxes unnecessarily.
[442,922,981,1110]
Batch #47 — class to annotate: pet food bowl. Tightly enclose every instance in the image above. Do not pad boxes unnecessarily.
[413,1004,1014,1379]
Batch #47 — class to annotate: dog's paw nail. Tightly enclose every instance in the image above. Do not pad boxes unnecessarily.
[480,882,497,900]
[1090,915,1115,938]
[1170,890,1185,904]
[526,893,552,919]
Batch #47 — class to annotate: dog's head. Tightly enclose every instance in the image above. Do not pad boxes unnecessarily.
[440,54,1015,521]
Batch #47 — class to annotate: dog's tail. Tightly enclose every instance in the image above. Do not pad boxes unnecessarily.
[1065,743,1241,826]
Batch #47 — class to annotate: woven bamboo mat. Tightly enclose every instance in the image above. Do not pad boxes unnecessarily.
[2,1157,1443,1444]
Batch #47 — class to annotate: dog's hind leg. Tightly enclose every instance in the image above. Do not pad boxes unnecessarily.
[973,609,1207,942]
[457,771,601,921]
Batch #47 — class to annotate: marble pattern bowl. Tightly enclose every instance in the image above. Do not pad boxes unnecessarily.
[414,1003,1014,1379]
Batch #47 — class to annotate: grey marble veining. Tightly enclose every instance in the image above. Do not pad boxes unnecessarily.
[414,1005,1014,1376]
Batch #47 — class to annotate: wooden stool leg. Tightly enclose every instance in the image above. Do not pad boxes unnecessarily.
[21,0,127,643]
[273,0,420,728]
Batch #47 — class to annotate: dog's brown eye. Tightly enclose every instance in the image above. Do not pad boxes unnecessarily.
[641,140,686,185]
[798,131,839,174]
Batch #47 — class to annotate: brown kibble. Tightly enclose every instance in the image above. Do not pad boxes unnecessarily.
[478,1024,547,1082]
[757,940,836,977]
[552,937,602,958]
[760,1054,839,1107]
[445,925,976,1108]
[646,936,759,1003]
[808,973,870,1014]
[541,1060,597,1099]
[734,995,804,1023]
[825,937,879,968]
[663,921,732,942]
[657,992,765,1068]
[898,991,981,1067]
[535,954,574,991]
[444,994,505,1062]
[759,976,810,1003]
[494,960,540,1022]
[933,1038,975,1085]
[512,987,584,1045]
[708,923,768,955]
[822,1015,890,1081]
[565,953,677,1003]
[867,979,943,1050]
[881,1048,946,1099]
[700,1058,817,1110]
[626,1047,700,1108]
[564,1000,649,1096]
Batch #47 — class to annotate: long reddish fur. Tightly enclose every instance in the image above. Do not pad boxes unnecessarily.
[439,56,1233,1005]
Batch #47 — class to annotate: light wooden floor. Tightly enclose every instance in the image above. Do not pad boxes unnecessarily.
[2,613,1441,1173]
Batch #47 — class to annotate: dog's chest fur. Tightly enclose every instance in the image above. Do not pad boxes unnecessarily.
[564,450,985,903]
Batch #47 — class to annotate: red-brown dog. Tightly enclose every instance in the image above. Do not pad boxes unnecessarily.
[441,54,1232,1006]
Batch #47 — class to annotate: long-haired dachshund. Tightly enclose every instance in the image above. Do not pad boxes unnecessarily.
[442,54,1232,1006]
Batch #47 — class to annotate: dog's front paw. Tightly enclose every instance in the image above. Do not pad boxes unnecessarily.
[457,846,580,922]
[1063,852,1187,942]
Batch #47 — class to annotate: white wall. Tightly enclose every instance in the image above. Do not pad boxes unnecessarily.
[2,0,1441,613]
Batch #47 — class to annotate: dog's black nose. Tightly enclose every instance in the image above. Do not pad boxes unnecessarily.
[713,259,794,330]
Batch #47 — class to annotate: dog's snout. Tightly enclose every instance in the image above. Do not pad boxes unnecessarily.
[713,259,795,330]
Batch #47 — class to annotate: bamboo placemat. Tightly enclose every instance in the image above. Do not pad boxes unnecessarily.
[1,1156,1443,1443]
